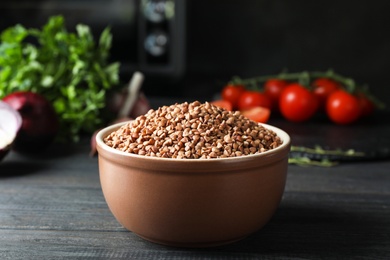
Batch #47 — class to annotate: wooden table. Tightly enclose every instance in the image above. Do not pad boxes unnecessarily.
[1,95,390,259]
[1,138,389,259]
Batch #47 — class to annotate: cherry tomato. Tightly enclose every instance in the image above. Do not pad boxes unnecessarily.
[241,106,271,123]
[312,78,341,109]
[211,99,233,111]
[279,83,319,122]
[237,90,272,111]
[326,90,361,124]
[264,79,289,110]
[221,84,245,109]
[358,94,375,117]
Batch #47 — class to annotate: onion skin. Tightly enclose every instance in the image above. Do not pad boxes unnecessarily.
[2,91,59,153]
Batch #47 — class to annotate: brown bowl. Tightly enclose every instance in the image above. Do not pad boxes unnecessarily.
[96,121,291,248]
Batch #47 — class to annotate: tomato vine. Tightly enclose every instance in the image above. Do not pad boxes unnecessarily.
[229,69,385,109]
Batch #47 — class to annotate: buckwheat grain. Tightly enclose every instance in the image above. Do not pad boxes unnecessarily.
[104,101,282,159]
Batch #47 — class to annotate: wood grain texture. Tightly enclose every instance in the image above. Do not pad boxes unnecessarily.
[0,141,389,259]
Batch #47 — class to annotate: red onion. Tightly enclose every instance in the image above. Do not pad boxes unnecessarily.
[108,71,150,119]
[2,91,59,153]
[0,101,22,161]
[129,92,151,118]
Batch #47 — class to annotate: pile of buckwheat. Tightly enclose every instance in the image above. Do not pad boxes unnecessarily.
[104,101,282,159]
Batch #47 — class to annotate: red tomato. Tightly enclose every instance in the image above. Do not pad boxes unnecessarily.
[211,99,233,111]
[264,79,289,110]
[358,94,375,117]
[221,84,245,109]
[237,90,272,111]
[241,106,271,123]
[312,78,341,109]
[326,90,361,124]
[279,83,319,122]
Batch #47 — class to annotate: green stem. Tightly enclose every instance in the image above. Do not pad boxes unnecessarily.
[230,70,358,91]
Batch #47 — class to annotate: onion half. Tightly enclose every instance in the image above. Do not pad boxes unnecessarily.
[0,101,22,161]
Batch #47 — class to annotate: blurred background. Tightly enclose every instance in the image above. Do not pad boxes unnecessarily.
[1,0,389,105]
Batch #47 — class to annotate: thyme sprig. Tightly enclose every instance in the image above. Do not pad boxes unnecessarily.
[289,145,365,167]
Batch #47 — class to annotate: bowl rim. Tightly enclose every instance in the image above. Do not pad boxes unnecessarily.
[96,120,291,163]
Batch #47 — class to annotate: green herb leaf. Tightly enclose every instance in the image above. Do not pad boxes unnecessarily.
[0,15,120,142]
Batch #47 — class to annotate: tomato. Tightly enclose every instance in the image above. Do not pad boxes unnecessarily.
[358,94,375,117]
[237,90,272,111]
[241,106,271,123]
[326,90,361,124]
[221,84,245,109]
[264,79,289,110]
[279,83,319,122]
[211,99,233,111]
[312,78,341,109]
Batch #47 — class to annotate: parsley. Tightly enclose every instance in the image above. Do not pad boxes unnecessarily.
[0,15,120,142]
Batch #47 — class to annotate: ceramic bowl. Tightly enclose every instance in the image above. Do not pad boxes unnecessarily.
[96,121,291,248]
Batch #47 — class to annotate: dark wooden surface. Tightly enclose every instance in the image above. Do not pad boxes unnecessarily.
[1,138,389,260]
[1,95,390,260]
